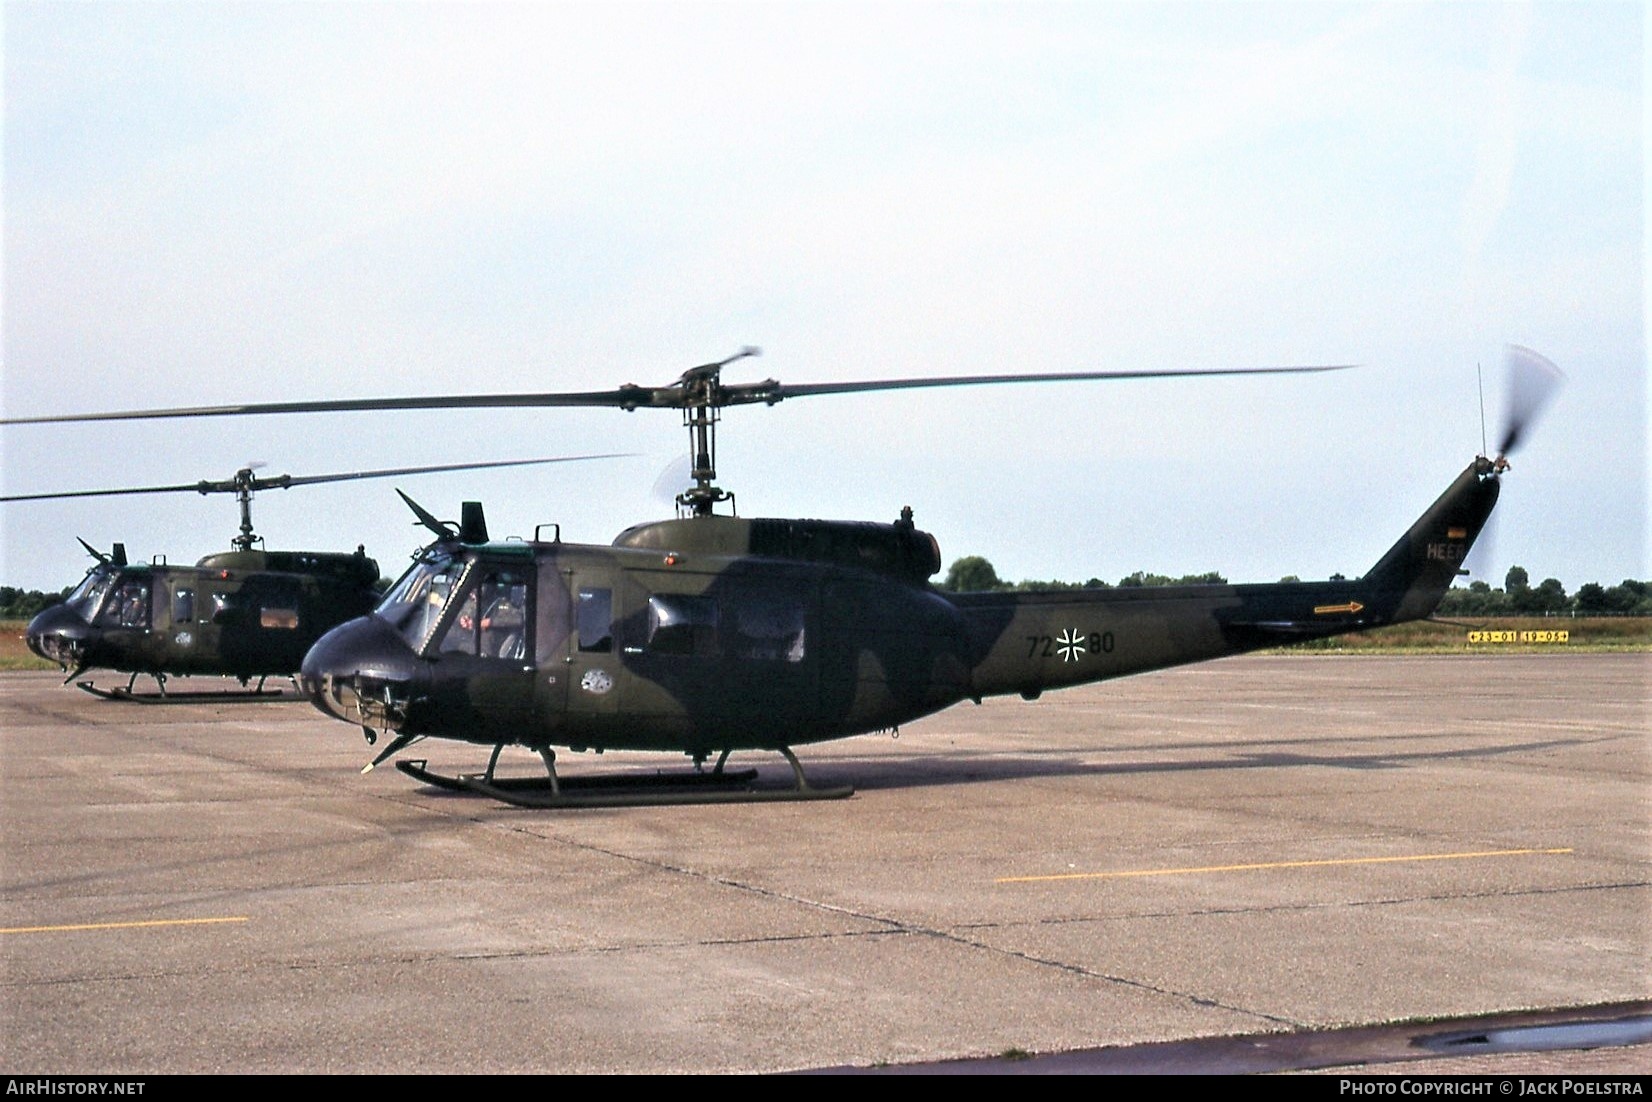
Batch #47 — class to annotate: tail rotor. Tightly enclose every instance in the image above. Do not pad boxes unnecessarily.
[1465,345,1565,581]
[1493,344,1565,468]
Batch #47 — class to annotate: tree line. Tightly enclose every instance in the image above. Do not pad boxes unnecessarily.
[1435,567,1651,617]
[0,586,71,619]
[940,556,1229,592]
[939,557,1652,616]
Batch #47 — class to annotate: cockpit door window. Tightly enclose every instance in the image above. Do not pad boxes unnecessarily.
[437,567,531,661]
[96,577,152,630]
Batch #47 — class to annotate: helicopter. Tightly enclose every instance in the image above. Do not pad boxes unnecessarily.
[1,346,1561,802]
[3,456,613,699]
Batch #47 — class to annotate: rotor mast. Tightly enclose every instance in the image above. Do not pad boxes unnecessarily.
[676,346,759,516]
[220,468,268,551]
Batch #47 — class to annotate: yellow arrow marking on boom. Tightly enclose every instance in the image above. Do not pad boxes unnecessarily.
[1313,600,1364,615]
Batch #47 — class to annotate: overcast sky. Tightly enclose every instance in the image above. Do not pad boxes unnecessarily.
[2,1,1644,596]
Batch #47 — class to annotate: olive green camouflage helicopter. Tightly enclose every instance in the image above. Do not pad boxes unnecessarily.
[1,346,1561,803]
[4,456,614,699]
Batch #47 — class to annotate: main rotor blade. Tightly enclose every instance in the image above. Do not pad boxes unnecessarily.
[1,363,1352,424]
[1,481,216,502]
[0,454,623,503]
[0,388,662,424]
[275,453,630,489]
[756,364,1353,403]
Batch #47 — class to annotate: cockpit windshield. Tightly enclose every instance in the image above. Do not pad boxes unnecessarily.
[374,551,465,652]
[65,567,117,620]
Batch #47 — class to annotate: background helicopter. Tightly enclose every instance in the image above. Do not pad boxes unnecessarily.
[4,456,613,699]
[3,348,1560,803]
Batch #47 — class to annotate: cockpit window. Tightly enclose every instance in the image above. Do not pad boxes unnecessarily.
[440,591,480,655]
[66,569,117,620]
[375,553,463,652]
[96,576,152,629]
[437,567,530,661]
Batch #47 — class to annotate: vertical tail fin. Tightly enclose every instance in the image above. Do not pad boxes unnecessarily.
[1361,457,1501,623]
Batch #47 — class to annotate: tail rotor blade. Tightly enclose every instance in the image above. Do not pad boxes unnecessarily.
[651,454,693,508]
[1497,345,1565,457]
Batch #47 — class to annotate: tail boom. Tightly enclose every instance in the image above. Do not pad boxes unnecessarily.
[953,457,1501,701]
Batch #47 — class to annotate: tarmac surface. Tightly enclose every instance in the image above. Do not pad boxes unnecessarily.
[1,653,1647,1074]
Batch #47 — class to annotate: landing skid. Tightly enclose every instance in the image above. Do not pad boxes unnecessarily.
[394,746,853,808]
[74,676,290,704]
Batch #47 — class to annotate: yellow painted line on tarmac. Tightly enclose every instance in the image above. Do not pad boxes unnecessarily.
[998,847,1574,884]
[0,916,250,935]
